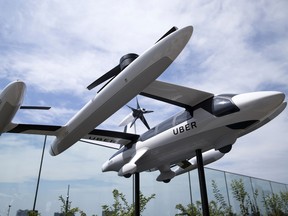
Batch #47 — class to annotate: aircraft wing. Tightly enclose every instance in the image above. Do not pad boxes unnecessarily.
[7,123,139,150]
[140,80,214,109]
[81,129,140,150]
[7,123,62,136]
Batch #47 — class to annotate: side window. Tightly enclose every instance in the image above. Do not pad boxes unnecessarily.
[212,96,239,117]
[175,111,192,125]
[157,117,174,134]
[140,127,156,141]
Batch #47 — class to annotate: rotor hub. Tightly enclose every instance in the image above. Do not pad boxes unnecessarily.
[120,53,139,71]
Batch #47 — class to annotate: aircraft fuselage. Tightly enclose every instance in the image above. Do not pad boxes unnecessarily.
[102,91,286,181]
[50,26,193,155]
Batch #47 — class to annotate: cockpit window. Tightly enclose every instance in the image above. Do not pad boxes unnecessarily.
[212,95,239,117]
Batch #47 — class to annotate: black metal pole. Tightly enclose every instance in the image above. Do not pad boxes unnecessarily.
[65,184,70,214]
[188,172,193,208]
[7,204,11,216]
[134,172,140,216]
[132,174,135,207]
[33,135,47,212]
[196,149,210,216]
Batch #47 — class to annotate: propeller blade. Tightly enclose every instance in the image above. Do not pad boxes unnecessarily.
[88,26,177,91]
[121,98,153,130]
[155,26,178,43]
[140,115,150,130]
[143,110,153,114]
[97,76,115,93]
[127,105,137,115]
[130,117,138,128]
[20,106,51,110]
[87,65,121,90]
[127,105,134,110]
[136,97,140,109]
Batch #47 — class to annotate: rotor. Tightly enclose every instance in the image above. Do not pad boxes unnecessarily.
[119,97,153,130]
[86,27,178,92]
[87,53,139,92]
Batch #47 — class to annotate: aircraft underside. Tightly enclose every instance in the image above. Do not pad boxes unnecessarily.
[106,125,241,182]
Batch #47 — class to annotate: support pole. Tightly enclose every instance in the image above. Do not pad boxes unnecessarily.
[7,205,11,216]
[33,135,47,212]
[132,174,135,208]
[196,149,210,216]
[134,172,140,216]
[188,171,193,208]
[65,184,70,214]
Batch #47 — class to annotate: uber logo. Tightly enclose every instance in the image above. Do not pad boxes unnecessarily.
[173,121,197,135]
[88,136,116,143]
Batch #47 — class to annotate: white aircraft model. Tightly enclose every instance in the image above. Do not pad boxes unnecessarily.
[1,25,286,183]
[92,81,286,183]
[0,26,191,152]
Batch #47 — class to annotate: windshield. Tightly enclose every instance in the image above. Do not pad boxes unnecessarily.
[212,94,239,117]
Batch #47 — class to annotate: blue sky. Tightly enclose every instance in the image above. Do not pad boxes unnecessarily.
[0,0,288,215]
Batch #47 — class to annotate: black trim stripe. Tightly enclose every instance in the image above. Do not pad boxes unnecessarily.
[226,120,259,130]
[20,106,51,110]
[8,124,61,133]
[140,92,192,110]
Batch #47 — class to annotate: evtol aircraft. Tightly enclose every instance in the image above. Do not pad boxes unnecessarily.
[0,25,286,183]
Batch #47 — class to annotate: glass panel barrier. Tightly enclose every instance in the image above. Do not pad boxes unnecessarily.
[251,177,272,214]
[1,133,288,215]
[225,172,255,215]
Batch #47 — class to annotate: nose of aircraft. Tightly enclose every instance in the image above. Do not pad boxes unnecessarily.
[102,159,118,172]
[102,160,110,172]
[102,157,124,172]
[232,91,285,118]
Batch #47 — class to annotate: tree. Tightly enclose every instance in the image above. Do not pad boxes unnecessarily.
[211,180,234,216]
[175,202,201,216]
[262,191,288,215]
[58,195,86,216]
[175,180,235,216]
[230,179,260,216]
[102,189,155,216]
[175,178,288,216]
[27,210,41,216]
[280,191,288,214]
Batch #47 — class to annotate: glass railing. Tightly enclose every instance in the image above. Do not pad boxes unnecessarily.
[0,134,287,215]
